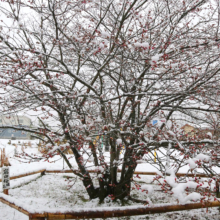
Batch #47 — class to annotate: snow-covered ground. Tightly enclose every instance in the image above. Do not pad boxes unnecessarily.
[0,139,220,220]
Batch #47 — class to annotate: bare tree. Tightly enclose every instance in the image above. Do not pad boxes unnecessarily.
[0,0,220,203]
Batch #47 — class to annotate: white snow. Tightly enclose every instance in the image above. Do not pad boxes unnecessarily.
[116,138,122,146]
[85,137,92,141]
[206,132,212,138]
[167,130,176,136]
[151,54,161,63]
[195,153,210,162]
[172,181,201,204]
[95,116,102,123]
[183,192,201,203]
[141,184,154,195]
[134,42,149,48]
[185,158,197,169]
[139,131,144,135]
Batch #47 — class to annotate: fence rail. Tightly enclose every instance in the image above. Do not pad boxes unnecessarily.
[0,168,212,182]
[0,168,219,219]
[46,169,211,178]
[0,194,220,220]
[0,169,46,182]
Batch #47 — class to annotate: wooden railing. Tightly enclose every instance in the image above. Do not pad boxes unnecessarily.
[0,168,219,219]
[0,194,220,220]
[46,169,211,178]
[0,169,46,182]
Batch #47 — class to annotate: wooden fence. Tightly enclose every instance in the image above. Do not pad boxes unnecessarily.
[0,194,220,220]
[0,168,211,185]
[0,169,46,182]
[46,169,211,178]
[0,168,219,219]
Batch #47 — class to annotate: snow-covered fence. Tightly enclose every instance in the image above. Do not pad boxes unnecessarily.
[0,192,220,220]
[0,169,46,182]
[0,169,220,219]
[46,169,211,178]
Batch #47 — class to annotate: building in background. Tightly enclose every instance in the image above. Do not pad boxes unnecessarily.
[181,123,215,140]
[181,124,196,137]
[0,115,32,139]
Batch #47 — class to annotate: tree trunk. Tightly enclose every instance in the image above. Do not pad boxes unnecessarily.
[114,180,131,200]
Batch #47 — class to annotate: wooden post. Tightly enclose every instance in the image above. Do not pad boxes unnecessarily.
[216,178,220,198]
[41,170,45,176]
[0,149,6,167]
[3,148,5,163]
[0,149,2,167]
[29,218,45,220]
[29,214,45,220]
[3,189,8,195]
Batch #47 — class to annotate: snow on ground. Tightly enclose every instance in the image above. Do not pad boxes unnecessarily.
[0,202,27,220]
[0,139,220,219]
